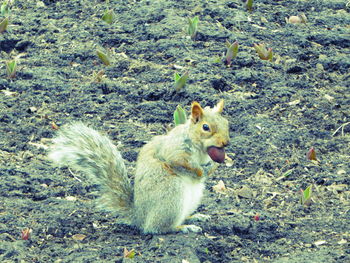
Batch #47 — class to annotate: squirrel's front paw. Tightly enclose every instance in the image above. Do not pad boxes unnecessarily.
[176,224,202,233]
[187,213,211,222]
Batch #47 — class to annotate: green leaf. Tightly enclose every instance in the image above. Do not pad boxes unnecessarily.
[254,43,273,61]
[174,72,188,92]
[246,0,253,12]
[187,16,199,40]
[300,185,312,205]
[173,105,187,126]
[96,49,111,66]
[1,3,10,17]
[267,48,273,62]
[174,72,180,82]
[0,17,8,33]
[282,169,293,177]
[102,9,115,24]
[5,59,16,78]
[225,41,239,65]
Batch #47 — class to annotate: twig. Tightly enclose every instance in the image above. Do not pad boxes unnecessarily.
[68,168,82,182]
[332,122,350,137]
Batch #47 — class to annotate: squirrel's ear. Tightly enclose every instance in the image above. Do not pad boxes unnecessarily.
[191,101,204,123]
[214,99,224,113]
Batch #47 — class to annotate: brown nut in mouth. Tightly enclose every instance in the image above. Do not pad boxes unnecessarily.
[207,146,225,163]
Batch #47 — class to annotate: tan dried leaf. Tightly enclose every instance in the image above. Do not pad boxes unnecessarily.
[213,180,226,194]
[236,186,255,199]
[314,240,327,246]
[72,234,86,241]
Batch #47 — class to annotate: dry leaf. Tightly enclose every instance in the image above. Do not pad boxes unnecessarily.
[288,99,300,106]
[324,94,334,102]
[314,240,326,246]
[337,169,346,175]
[338,239,347,245]
[224,154,233,167]
[327,184,347,194]
[236,186,255,199]
[204,232,217,239]
[21,228,32,240]
[51,122,59,130]
[65,196,77,201]
[2,89,18,96]
[213,180,226,194]
[72,234,86,241]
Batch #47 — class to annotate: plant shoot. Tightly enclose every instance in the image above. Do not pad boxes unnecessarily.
[174,72,188,92]
[173,105,187,126]
[187,16,199,40]
[225,40,239,66]
[254,43,273,61]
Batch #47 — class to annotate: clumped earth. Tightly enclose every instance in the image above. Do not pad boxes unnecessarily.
[0,0,349,262]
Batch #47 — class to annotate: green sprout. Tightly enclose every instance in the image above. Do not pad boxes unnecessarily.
[225,40,239,66]
[246,0,254,12]
[300,185,312,206]
[187,16,199,40]
[5,58,17,78]
[253,43,273,61]
[101,9,115,24]
[173,105,187,126]
[0,1,11,33]
[0,16,7,33]
[174,72,188,92]
[96,49,111,66]
[1,2,10,16]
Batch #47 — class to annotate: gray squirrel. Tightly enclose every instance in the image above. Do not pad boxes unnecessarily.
[49,100,230,234]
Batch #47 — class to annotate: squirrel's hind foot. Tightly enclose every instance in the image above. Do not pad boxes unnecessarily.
[176,224,202,233]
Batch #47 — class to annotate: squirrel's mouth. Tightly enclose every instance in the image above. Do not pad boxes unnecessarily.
[207,146,225,163]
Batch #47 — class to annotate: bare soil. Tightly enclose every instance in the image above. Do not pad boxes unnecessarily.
[0,0,349,262]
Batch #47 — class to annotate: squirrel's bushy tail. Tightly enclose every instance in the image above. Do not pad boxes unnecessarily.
[49,123,133,220]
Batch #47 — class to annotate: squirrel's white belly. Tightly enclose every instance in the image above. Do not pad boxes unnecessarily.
[176,177,205,225]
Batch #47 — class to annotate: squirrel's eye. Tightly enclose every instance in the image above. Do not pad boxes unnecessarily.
[202,124,210,131]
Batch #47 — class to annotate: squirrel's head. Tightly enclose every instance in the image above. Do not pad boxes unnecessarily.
[189,99,230,163]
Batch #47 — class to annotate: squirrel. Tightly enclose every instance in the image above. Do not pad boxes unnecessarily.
[48,100,230,234]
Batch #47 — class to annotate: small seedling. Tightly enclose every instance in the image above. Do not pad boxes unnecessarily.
[5,58,16,78]
[96,49,111,66]
[300,185,312,205]
[92,70,106,83]
[174,71,188,92]
[0,16,8,33]
[21,228,32,240]
[1,2,10,16]
[101,9,115,24]
[246,0,253,12]
[225,40,239,66]
[187,16,199,40]
[306,147,317,161]
[253,43,273,61]
[123,248,136,259]
[173,105,187,126]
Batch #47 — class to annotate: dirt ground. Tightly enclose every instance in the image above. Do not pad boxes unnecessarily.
[0,0,349,262]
